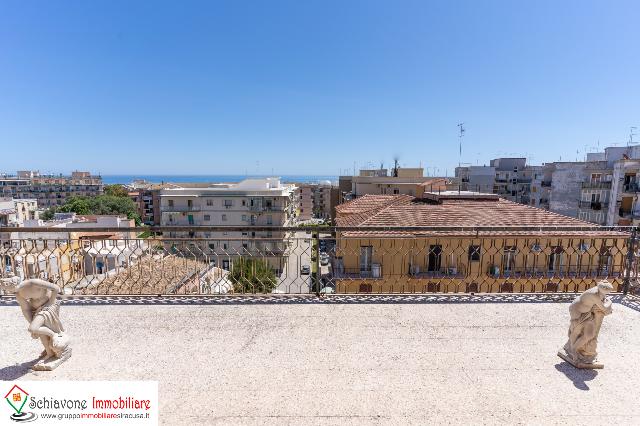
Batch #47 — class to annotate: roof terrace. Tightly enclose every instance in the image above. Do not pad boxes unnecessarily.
[1,294,639,424]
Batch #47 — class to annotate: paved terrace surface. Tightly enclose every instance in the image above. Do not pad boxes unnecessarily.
[1,294,640,425]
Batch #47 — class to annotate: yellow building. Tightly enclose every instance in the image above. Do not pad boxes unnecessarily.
[334,192,628,293]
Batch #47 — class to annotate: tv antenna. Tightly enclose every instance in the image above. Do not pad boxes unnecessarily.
[457,123,465,167]
[629,126,637,146]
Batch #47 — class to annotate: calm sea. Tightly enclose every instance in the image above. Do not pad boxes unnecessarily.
[101,175,338,185]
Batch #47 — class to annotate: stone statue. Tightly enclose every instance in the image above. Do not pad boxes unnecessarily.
[15,279,72,371]
[558,280,613,369]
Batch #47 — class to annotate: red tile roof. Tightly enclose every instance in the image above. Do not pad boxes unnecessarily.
[335,194,626,237]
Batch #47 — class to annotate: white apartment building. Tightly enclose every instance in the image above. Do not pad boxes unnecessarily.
[0,198,38,227]
[159,178,298,271]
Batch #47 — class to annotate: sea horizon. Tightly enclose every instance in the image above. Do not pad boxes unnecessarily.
[101,174,338,185]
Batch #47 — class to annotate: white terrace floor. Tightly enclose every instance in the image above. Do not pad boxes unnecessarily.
[2,294,640,425]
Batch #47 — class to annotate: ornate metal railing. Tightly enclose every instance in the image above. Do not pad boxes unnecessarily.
[0,225,638,296]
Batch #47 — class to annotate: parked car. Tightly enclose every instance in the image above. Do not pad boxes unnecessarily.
[300,265,311,275]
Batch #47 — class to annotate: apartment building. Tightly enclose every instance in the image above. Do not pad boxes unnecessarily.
[334,192,626,293]
[534,161,613,225]
[455,158,544,205]
[159,178,297,271]
[528,144,640,225]
[0,198,38,226]
[338,167,449,202]
[128,185,163,225]
[609,159,640,225]
[297,181,337,220]
[3,213,136,282]
[0,170,103,208]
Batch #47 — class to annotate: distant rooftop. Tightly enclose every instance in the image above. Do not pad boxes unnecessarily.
[335,194,621,236]
[159,177,296,194]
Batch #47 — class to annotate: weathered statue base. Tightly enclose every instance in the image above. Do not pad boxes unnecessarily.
[557,348,603,369]
[32,347,72,371]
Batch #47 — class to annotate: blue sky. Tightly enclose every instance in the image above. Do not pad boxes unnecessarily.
[0,0,638,176]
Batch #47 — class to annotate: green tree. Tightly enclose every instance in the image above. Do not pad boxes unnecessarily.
[58,196,92,215]
[40,207,57,220]
[104,184,130,198]
[52,195,141,225]
[229,258,277,293]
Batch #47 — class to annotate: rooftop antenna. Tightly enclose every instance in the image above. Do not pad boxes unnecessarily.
[457,122,465,167]
[392,157,399,177]
[629,126,637,146]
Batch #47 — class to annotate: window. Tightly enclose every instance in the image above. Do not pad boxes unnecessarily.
[224,199,233,207]
[206,200,213,206]
[548,247,564,272]
[427,245,442,272]
[502,246,517,272]
[168,199,174,207]
[360,246,373,272]
[266,215,273,225]
[468,245,481,262]
[598,247,612,275]
[223,243,228,250]
[221,214,227,221]
[187,199,193,208]
[208,243,215,250]
[393,188,400,194]
[204,215,211,221]
[242,200,246,206]
[242,214,247,221]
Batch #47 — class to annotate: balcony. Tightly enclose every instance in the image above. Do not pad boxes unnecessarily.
[579,200,609,210]
[250,204,284,212]
[623,182,639,193]
[162,205,202,212]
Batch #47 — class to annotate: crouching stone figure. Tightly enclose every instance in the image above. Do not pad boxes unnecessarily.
[16,279,71,370]
[558,280,613,369]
